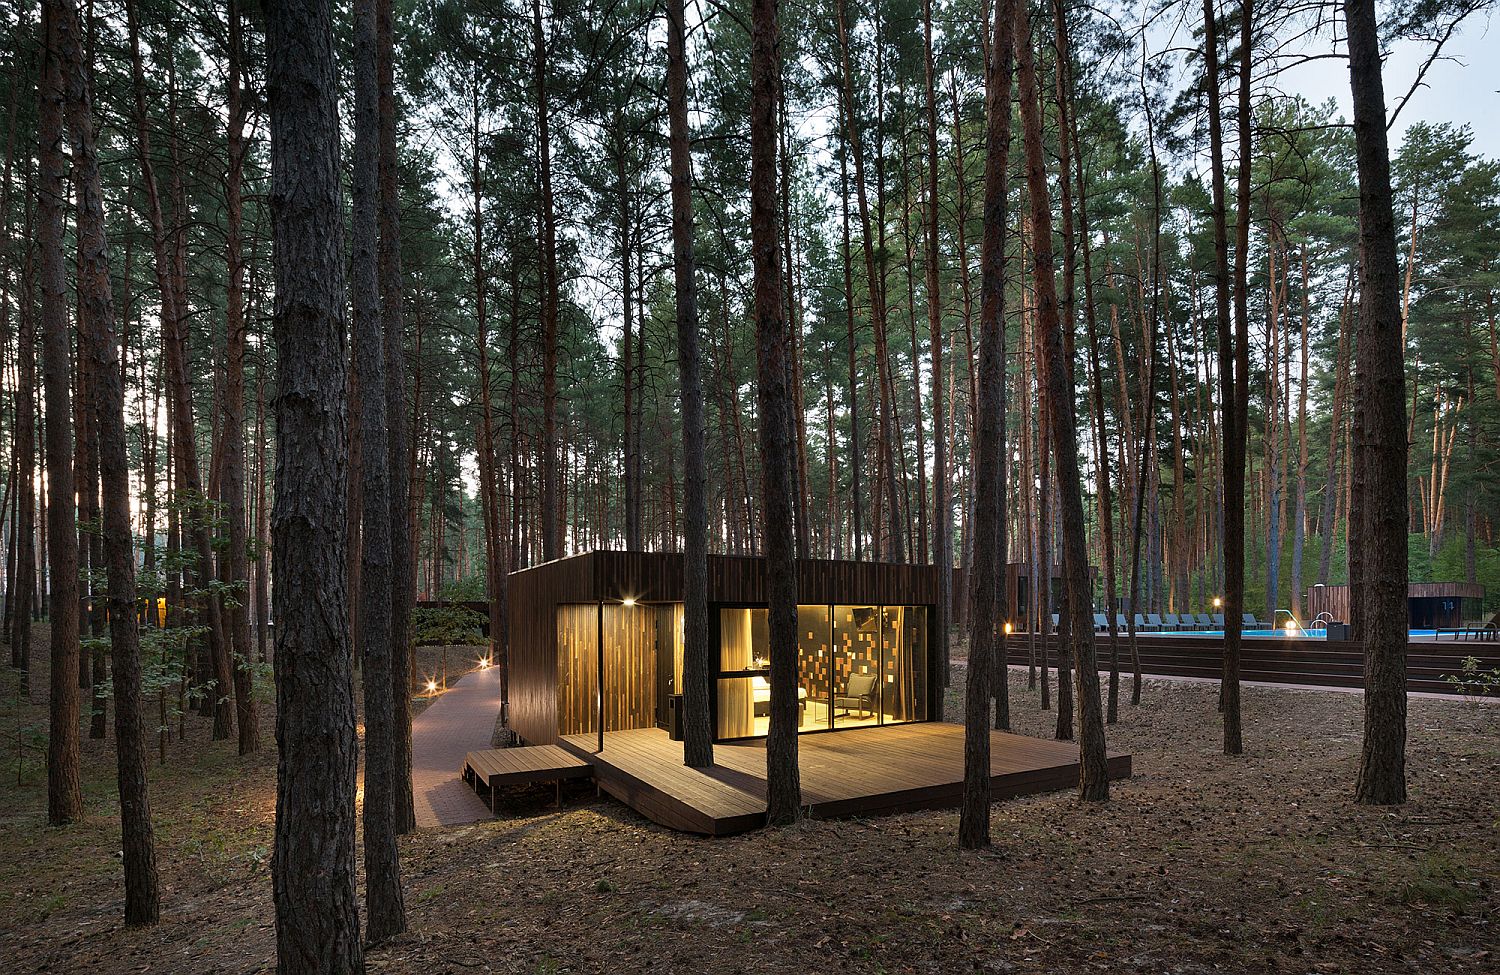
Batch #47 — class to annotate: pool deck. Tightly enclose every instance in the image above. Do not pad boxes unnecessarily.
[1008,632,1500,696]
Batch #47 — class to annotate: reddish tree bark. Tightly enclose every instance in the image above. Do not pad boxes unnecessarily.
[39,0,83,827]
[1015,0,1108,799]
[55,0,161,920]
[961,0,1015,850]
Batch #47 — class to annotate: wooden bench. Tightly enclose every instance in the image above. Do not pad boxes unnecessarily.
[462,745,593,812]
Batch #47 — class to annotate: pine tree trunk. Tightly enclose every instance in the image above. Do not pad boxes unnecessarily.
[38,0,83,826]
[837,130,863,561]
[833,0,905,562]
[961,0,1015,850]
[1065,8,1121,724]
[1015,0,1107,800]
[265,0,365,963]
[125,0,230,738]
[469,73,508,725]
[11,181,35,688]
[0,34,19,660]
[1346,0,1408,806]
[224,0,258,755]
[75,317,104,740]
[667,0,713,769]
[533,0,561,561]
[55,0,161,919]
[1289,248,1311,618]
[921,0,951,715]
[352,0,405,939]
[1264,236,1284,621]
[618,134,641,552]
[749,0,801,827]
[1202,0,1246,754]
[377,0,416,832]
[1318,278,1352,585]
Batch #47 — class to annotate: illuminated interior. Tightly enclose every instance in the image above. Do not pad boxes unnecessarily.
[557,600,929,741]
[715,604,929,740]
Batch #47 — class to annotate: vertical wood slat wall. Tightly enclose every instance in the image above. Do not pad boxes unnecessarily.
[1305,582,1486,627]
[555,603,662,736]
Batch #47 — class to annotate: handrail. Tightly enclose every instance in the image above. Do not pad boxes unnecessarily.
[1271,609,1309,636]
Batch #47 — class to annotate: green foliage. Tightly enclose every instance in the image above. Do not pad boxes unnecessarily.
[412,605,487,647]
[1444,656,1500,704]
[440,575,487,602]
[1429,535,1500,613]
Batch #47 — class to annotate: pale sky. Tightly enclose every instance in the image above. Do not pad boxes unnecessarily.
[1278,9,1499,158]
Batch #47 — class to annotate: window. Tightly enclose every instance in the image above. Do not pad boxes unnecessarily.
[715,603,930,740]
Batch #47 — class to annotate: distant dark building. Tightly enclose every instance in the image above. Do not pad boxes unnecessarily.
[1305,582,1486,629]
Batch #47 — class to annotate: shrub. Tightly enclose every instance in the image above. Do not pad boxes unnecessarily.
[1444,655,1500,705]
[412,605,487,646]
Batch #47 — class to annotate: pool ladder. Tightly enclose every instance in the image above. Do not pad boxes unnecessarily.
[1272,609,1310,636]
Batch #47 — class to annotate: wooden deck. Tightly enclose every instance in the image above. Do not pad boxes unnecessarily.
[461,744,593,811]
[555,723,1132,836]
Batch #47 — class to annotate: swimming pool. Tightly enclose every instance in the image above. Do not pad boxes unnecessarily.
[1152,628,1329,638]
[1147,628,1442,639]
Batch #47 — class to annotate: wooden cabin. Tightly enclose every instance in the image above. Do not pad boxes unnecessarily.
[507,550,942,747]
[1305,581,1487,629]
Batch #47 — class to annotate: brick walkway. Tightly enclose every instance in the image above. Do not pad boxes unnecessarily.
[411,665,503,828]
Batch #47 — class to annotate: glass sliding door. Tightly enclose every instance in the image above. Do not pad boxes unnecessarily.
[797,604,832,731]
[715,603,930,739]
[717,607,768,739]
[831,605,881,727]
[880,605,929,724]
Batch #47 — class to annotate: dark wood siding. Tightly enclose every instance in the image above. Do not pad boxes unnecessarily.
[508,553,602,744]
[1306,582,1486,627]
[1009,632,1499,695]
[508,550,943,744]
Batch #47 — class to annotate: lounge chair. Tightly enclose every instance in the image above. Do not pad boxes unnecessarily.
[1163,612,1180,630]
[834,673,878,719]
[1208,613,1222,628]
[1115,613,1129,632]
[1147,613,1166,632]
[1133,613,1158,633]
[1242,612,1269,630]
[1050,613,1060,632]
[1458,610,1500,641]
[1093,613,1109,633]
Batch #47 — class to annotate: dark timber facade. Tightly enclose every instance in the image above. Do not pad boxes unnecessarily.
[1305,582,1487,630]
[508,550,943,747]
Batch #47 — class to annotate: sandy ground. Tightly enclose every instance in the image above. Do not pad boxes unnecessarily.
[2,644,1496,974]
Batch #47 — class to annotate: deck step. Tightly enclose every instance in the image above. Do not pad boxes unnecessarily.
[461,744,594,812]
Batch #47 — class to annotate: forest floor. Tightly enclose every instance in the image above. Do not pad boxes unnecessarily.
[2,638,1497,974]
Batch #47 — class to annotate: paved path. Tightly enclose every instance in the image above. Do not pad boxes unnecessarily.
[411,665,503,828]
